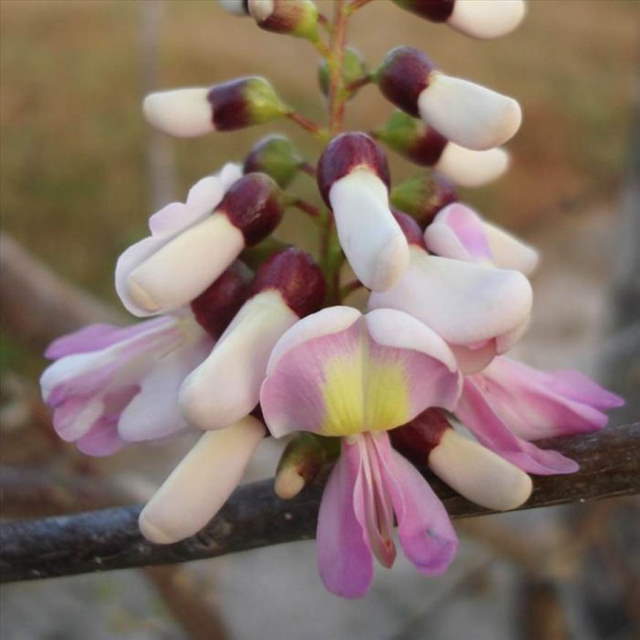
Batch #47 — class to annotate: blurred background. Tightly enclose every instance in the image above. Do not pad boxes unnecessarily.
[1,1,638,638]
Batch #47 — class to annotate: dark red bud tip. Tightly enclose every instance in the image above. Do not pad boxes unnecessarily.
[191,261,253,338]
[218,172,284,246]
[377,46,436,117]
[392,210,426,248]
[251,248,326,318]
[428,174,458,222]
[317,132,391,205]
[409,127,449,166]
[393,0,454,23]
[390,408,450,465]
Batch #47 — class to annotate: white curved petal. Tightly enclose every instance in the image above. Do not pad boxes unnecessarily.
[217,0,249,15]
[117,334,211,441]
[143,88,214,138]
[266,306,362,375]
[429,429,532,510]
[139,416,265,544]
[125,214,245,315]
[418,74,522,151]
[329,169,409,291]
[447,0,526,40]
[364,308,457,372]
[435,144,509,188]
[485,223,539,275]
[369,249,532,347]
[179,291,298,430]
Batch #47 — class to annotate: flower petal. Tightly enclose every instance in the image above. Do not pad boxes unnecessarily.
[456,378,579,475]
[317,442,374,598]
[143,88,214,138]
[418,73,522,150]
[373,432,458,574]
[118,334,212,441]
[369,248,532,348]
[329,169,409,291]
[476,358,623,440]
[139,416,265,544]
[447,0,526,40]
[435,144,509,188]
[180,290,298,430]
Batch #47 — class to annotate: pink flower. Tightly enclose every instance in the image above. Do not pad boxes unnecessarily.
[318,431,457,598]
[40,312,213,456]
[455,357,624,475]
[259,306,462,597]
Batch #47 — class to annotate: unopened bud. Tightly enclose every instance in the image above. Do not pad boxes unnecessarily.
[390,172,458,225]
[243,134,303,188]
[143,76,288,137]
[275,433,339,499]
[139,416,265,544]
[391,1,526,39]
[125,173,284,315]
[190,261,253,339]
[392,408,532,511]
[217,0,250,15]
[249,0,320,41]
[376,46,521,150]
[375,110,510,187]
[318,47,369,99]
[392,210,426,248]
[318,132,409,291]
[179,248,324,430]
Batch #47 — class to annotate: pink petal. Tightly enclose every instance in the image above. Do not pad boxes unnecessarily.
[479,358,623,439]
[44,317,170,359]
[373,432,458,574]
[317,442,374,598]
[75,417,126,457]
[424,203,492,262]
[456,379,579,475]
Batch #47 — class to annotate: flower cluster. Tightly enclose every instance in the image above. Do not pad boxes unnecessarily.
[40,0,623,598]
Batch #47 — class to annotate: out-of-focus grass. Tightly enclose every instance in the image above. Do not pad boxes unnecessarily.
[1,0,637,313]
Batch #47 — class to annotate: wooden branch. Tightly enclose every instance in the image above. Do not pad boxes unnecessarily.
[1,423,637,584]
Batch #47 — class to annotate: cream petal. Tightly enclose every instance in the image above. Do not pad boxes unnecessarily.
[125,214,245,315]
[329,169,409,291]
[418,74,522,150]
[143,88,214,137]
[435,144,509,188]
[428,428,532,510]
[485,223,539,275]
[448,0,526,40]
[139,416,265,544]
[179,290,298,430]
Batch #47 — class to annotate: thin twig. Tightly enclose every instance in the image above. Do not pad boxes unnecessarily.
[285,111,325,138]
[1,423,638,583]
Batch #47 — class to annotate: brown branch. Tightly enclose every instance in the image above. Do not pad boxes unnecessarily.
[1,423,638,584]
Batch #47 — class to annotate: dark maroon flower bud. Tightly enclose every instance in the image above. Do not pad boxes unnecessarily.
[375,46,435,118]
[390,171,458,225]
[391,0,453,22]
[390,408,450,466]
[143,77,288,137]
[317,131,390,205]
[392,210,427,248]
[251,248,325,318]
[219,172,285,245]
[190,261,253,339]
